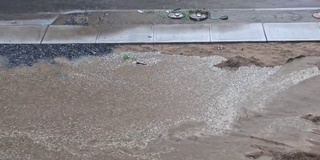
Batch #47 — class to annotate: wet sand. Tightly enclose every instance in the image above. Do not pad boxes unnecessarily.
[115,43,320,67]
[1,44,320,159]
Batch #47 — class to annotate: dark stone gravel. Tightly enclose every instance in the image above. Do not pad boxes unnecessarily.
[63,13,90,26]
[0,44,115,67]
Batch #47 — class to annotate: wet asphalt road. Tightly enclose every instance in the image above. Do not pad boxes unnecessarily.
[0,0,319,14]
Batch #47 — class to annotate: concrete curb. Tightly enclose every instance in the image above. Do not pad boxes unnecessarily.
[0,23,320,44]
[46,8,320,14]
[0,25,48,44]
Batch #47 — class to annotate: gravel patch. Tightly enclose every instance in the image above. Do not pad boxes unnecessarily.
[0,44,115,67]
[63,13,90,26]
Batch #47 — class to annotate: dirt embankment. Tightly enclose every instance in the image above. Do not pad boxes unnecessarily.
[115,42,320,68]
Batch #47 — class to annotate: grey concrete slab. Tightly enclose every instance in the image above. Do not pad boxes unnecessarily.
[263,23,320,41]
[210,23,266,42]
[154,24,210,43]
[42,26,98,44]
[96,25,153,43]
[0,25,47,44]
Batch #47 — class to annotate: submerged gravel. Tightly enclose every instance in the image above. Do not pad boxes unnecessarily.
[0,44,115,67]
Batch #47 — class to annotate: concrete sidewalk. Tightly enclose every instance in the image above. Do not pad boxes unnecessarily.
[1,22,320,44]
[1,8,320,44]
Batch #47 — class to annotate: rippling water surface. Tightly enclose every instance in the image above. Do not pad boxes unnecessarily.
[0,52,319,160]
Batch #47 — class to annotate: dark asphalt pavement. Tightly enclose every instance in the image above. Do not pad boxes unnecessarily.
[0,0,319,14]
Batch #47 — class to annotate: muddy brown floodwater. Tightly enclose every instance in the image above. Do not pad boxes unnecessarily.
[1,44,320,160]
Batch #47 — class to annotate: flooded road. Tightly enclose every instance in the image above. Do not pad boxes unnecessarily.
[0,51,320,160]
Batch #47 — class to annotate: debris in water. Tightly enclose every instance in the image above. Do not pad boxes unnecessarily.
[137,10,144,14]
[134,61,147,65]
[301,114,320,124]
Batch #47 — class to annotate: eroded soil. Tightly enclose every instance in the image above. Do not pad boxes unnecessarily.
[115,42,320,67]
